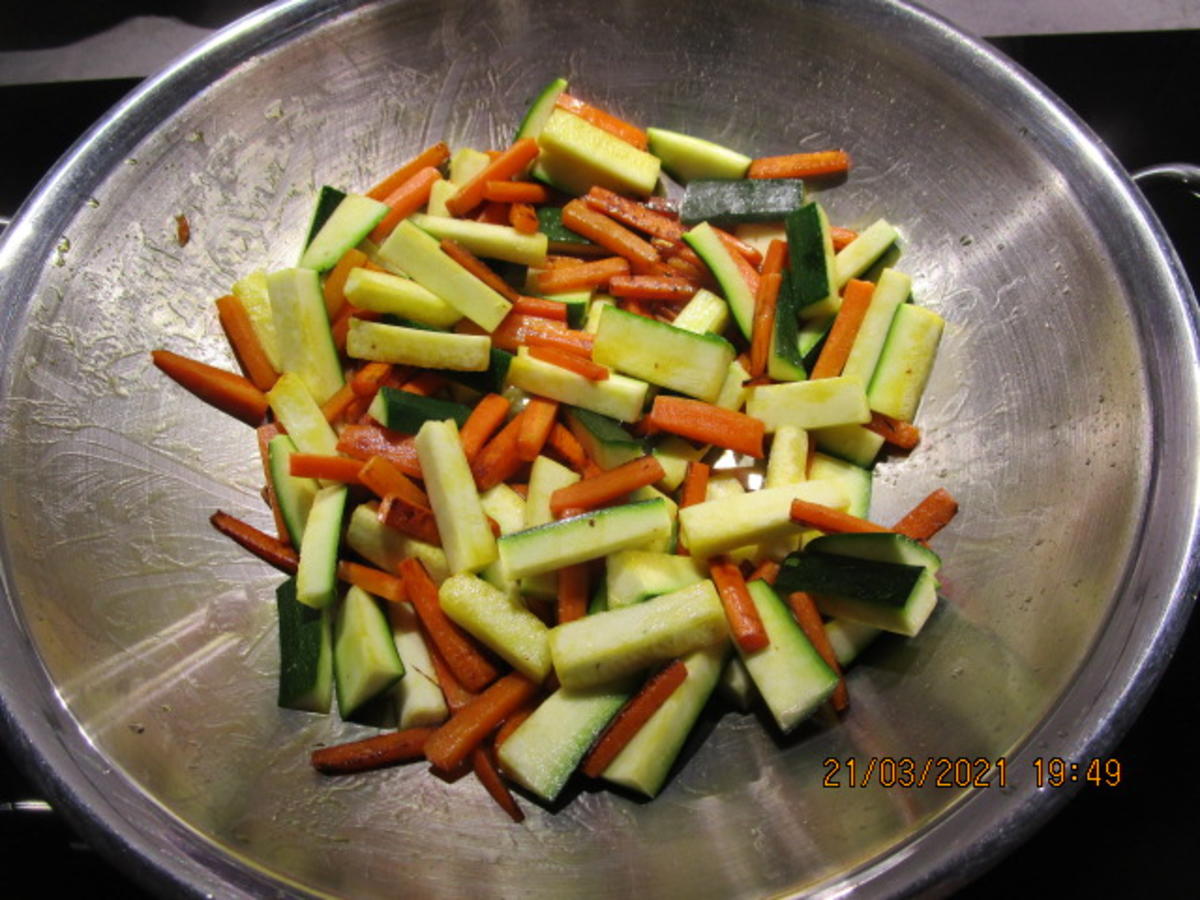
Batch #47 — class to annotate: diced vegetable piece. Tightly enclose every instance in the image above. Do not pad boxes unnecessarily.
[267,268,345,405]
[646,127,751,182]
[276,576,333,713]
[785,202,840,319]
[347,319,491,371]
[672,288,730,335]
[415,419,497,575]
[346,502,449,585]
[835,219,899,288]
[231,270,282,371]
[295,484,347,609]
[867,303,945,421]
[368,386,471,434]
[266,372,339,457]
[506,346,648,423]
[300,193,388,272]
[516,77,570,140]
[764,425,809,489]
[683,221,756,339]
[810,424,885,468]
[408,213,548,267]
[605,550,707,609]
[267,433,318,546]
[333,586,406,718]
[841,268,911,386]
[438,574,552,683]
[564,407,645,469]
[534,108,661,197]
[343,267,462,328]
[746,377,871,432]
[387,601,449,728]
[680,178,806,225]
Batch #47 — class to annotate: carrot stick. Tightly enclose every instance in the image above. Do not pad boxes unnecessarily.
[423,672,540,772]
[368,166,443,243]
[439,238,521,303]
[546,422,588,472]
[555,93,649,150]
[472,744,525,822]
[358,454,429,506]
[579,660,688,778]
[556,562,589,624]
[583,187,685,241]
[528,344,610,381]
[337,560,407,604]
[560,199,661,274]
[786,591,848,712]
[512,295,569,321]
[522,328,595,357]
[509,202,540,235]
[679,460,710,509]
[748,239,789,378]
[471,411,527,491]
[645,396,765,459]
[748,150,852,180]
[549,455,665,517]
[709,556,769,653]
[399,370,446,397]
[473,311,575,353]
[789,499,894,535]
[516,397,559,462]
[475,201,511,225]
[337,424,422,478]
[714,226,763,269]
[399,557,500,693]
[151,349,268,427]
[423,630,476,713]
[256,423,290,542]
[483,180,551,204]
[378,493,442,545]
[366,141,450,201]
[319,382,358,424]
[350,361,396,397]
[809,279,875,379]
[493,701,536,747]
[445,138,540,218]
[215,295,278,392]
[322,248,369,318]
[893,488,959,541]
[311,727,435,775]
[288,453,363,483]
[830,226,858,252]
[533,256,630,294]
[210,510,298,573]
[608,275,698,303]
[748,558,781,585]
[458,393,511,463]
[865,411,922,450]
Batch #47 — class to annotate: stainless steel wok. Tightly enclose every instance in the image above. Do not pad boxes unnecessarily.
[0,0,1196,896]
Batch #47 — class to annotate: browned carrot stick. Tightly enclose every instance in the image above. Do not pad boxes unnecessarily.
[748,150,852,180]
[709,556,769,653]
[786,591,848,712]
[893,488,959,541]
[422,629,476,713]
[336,560,407,604]
[533,256,630,294]
[319,382,358,424]
[457,393,511,463]
[337,424,423,478]
[546,423,588,472]
[445,138,540,217]
[399,557,500,693]
[555,93,649,150]
[366,141,450,200]
[583,186,685,241]
[473,311,569,353]
[549,455,665,517]
[608,275,698,303]
[516,397,559,462]
[580,660,688,778]
[151,349,268,427]
[349,361,396,397]
[789,499,894,535]
[512,296,569,321]
[748,239,789,378]
[645,396,765,459]
[423,672,540,772]
[865,411,922,450]
[809,279,875,379]
[472,744,525,822]
[210,510,298,573]
[475,201,511,225]
[747,558,781,585]
[470,411,527,491]
[560,199,662,274]
[713,226,763,268]
[509,201,540,235]
[311,727,436,775]
[528,344,610,381]
[483,180,551,204]
[358,454,429,507]
[369,166,443,243]
[378,494,442,545]
[522,328,595,357]
[679,460,710,509]
[288,453,364,483]
[215,295,278,392]
[439,238,521,303]
[322,248,369,318]
[830,226,859,251]
[556,562,589,625]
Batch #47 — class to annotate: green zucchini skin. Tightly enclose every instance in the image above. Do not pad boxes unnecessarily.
[536,206,592,245]
[276,577,333,713]
[680,178,806,226]
[777,551,924,608]
[784,202,838,317]
[369,385,471,434]
[304,186,347,248]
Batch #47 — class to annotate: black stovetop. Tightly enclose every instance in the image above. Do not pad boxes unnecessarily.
[0,23,1196,899]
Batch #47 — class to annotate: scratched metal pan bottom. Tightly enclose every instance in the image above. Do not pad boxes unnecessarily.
[0,1,1197,897]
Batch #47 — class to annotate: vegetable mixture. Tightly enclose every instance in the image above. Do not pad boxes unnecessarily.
[153,78,955,822]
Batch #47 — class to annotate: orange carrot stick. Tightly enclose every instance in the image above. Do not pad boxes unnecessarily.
[830,226,858,252]
[560,199,661,274]
[748,150,852,180]
[549,455,665,517]
[583,187,685,241]
[509,201,540,235]
[350,361,396,397]
[865,411,922,450]
[151,349,268,427]
[368,166,443,243]
[789,499,894,535]
[709,556,769,653]
[528,344,610,381]
[319,382,358,424]
[786,591,848,712]
[311,727,435,774]
[322,248,369,318]
[555,93,649,150]
[748,558,781,585]
[358,454,429,506]
[470,411,527,490]
[556,562,589,624]
[579,660,688,778]
[215,295,278,392]
[399,370,446,397]
[366,141,450,200]
[210,510,298,573]
[288,453,363,483]
[809,279,875,379]
[714,226,763,269]
[422,630,476,713]
[679,460,710,509]
[512,295,569,321]
[645,396,765,459]
[423,672,540,772]
[608,275,698,303]
[483,180,551,204]
[473,311,573,353]
[458,393,511,463]
[893,488,959,542]
[399,557,500,693]
[475,201,511,225]
[336,424,423,478]
[546,422,588,472]
[445,138,540,218]
[517,397,559,462]
[472,744,525,822]
[748,239,789,378]
[337,560,408,604]
[533,256,630,294]
[439,239,521,303]
[522,328,595,357]
[378,493,441,545]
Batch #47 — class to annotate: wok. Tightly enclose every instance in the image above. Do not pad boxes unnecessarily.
[0,0,1196,896]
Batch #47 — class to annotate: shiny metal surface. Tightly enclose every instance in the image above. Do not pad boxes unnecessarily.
[0,1,1197,897]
